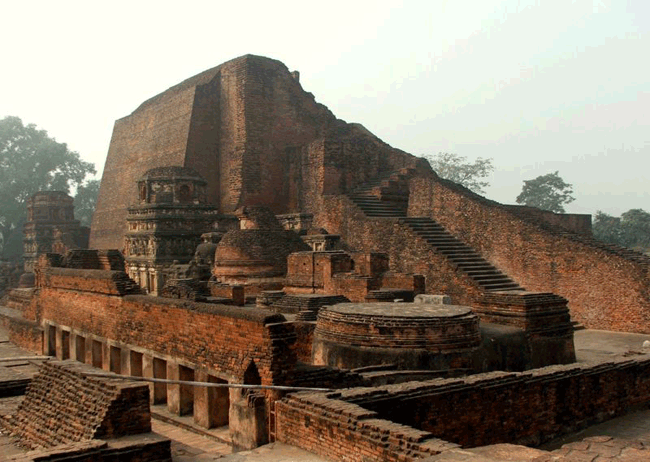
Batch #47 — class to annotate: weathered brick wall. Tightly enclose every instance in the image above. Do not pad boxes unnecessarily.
[36,271,296,384]
[313,195,483,306]
[2,361,151,449]
[276,355,650,456]
[38,268,139,296]
[503,205,592,235]
[408,175,650,332]
[342,355,650,448]
[91,55,339,250]
[1,314,42,354]
[275,392,459,462]
[90,78,198,249]
[289,321,315,363]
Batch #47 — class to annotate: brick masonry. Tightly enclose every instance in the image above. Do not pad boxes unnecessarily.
[276,354,650,459]
[35,268,296,385]
[1,361,151,449]
[407,175,650,333]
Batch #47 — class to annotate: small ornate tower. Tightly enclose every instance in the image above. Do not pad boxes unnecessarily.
[23,191,88,272]
[123,167,218,295]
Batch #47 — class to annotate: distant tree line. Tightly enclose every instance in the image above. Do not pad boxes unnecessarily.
[593,209,650,253]
[424,153,649,253]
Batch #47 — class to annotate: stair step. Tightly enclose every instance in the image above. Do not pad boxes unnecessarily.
[471,274,508,281]
[481,282,521,290]
[438,248,475,254]
[465,269,505,276]
[446,253,483,259]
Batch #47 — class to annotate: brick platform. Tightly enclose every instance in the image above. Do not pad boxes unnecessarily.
[313,303,481,370]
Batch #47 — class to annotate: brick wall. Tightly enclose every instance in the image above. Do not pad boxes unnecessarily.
[344,355,650,448]
[408,175,650,332]
[38,268,139,296]
[275,392,459,462]
[36,270,296,384]
[313,195,483,306]
[276,354,650,456]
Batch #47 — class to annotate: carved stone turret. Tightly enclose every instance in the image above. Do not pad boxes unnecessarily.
[124,167,218,295]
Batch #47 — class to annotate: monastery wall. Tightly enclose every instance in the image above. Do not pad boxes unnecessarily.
[36,269,296,384]
[408,175,650,332]
[276,354,650,459]
[275,392,457,462]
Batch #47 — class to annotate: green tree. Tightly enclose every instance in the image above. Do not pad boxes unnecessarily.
[620,209,650,250]
[74,179,100,227]
[592,211,624,246]
[516,171,575,213]
[423,152,494,194]
[0,116,95,257]
[592,208,650,253]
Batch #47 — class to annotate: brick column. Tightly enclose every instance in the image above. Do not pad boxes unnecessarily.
[167,362,194,416]
[194,371,229,428]
[143,354,166,404]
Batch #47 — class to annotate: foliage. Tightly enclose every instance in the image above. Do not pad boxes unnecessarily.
[0,116,95,257]
[592,209,650,253]
[423,152,494,194]
[592,211,623,245]
[516,171,575,213]
[74,179,100,227]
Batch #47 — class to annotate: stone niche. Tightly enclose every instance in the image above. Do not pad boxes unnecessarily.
[313,302,482,371]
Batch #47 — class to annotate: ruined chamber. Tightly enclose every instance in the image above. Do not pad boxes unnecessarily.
[313,302,483,371]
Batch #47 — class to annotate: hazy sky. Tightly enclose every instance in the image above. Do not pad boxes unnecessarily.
[1,0,647,216]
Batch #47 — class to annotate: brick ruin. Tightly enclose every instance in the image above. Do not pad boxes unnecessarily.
[89,54,650,334]
[1,54,650,460]
[1,360,171,461]
[23,191,89,273]
[123,166,220,295]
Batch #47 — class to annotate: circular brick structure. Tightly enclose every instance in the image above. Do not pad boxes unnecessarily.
[313,302,482,371]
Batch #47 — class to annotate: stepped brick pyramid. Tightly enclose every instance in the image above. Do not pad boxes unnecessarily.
[91,54,650,333]
[1,361,155,449]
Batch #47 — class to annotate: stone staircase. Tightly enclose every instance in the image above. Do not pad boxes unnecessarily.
[347,194,406,217]
[346,173,524,293]
[400,218,524,292]
[347,168,416,217]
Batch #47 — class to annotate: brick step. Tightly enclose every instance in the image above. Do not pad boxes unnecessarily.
[437,246,475,253]
[464,269,506,276]
[471,273,511,281]
[453,261,496,268]
[423,237,461,243]
[405,224,447,232]
[481,282,522,290]
[349,200,399,206]
[350,206,402,212]
[446,255,484,261]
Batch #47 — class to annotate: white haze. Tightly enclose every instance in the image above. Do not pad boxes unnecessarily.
[1,0,647,216]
